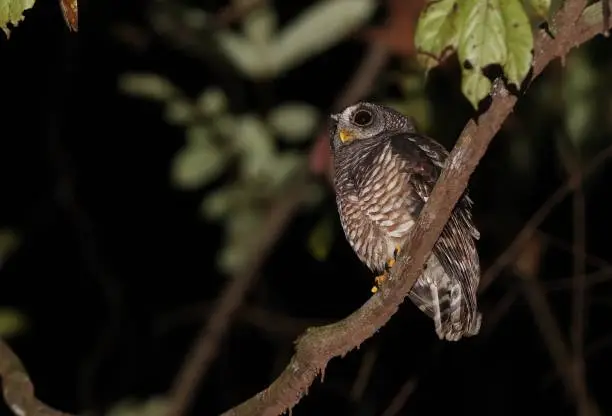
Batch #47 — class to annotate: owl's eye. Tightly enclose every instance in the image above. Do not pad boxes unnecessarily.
[352,109,373,127]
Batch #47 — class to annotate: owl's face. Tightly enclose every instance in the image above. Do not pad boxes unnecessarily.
[329,102,416,152]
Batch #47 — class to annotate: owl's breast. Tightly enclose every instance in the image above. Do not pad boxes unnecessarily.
[335,145,418,271]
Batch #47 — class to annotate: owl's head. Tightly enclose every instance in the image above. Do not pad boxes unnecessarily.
[329,102,417,151]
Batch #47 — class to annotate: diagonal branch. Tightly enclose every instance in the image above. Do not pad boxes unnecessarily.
[0,340,76,416]
[221,2,611,415]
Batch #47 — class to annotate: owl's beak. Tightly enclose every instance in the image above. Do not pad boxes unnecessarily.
[339,129,354,143]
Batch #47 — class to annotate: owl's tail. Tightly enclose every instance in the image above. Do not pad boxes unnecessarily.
[408,261,481,341]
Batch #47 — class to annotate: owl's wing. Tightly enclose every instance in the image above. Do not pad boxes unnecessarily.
[389,133,480,313]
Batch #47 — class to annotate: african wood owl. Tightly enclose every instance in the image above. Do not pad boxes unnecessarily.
[329,102,482,341]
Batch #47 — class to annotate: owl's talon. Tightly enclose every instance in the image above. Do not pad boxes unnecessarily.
[375,273,388,286]
[386,258,396,271]
[393,245,401,259]
[372,272,387,294]
[383,246,402,273]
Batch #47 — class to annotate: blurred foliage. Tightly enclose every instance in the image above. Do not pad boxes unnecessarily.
[0,307,27,338]
[215,0,377,79]
[118,0,612,279]
[307,213,335,262]
[562,50,600,150]
[383,65,433,132]
[0,228,20,267]
[119,73,324,275]
[0,0,36,37]
[117,0,383,276]
[0,229,26,338]
[105,396,169,416]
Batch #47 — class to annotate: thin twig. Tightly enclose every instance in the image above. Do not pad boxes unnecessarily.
[0,340,76,416]
[380,376,419,416]
[166,186,307,416]
[520,278,600,415]
[216,0,267,27]
[480,289,519,337]
[558,142,588,381]
[514,135,596,414]
[539,231,612,270]
[543,268,612,292]
[479,143,612,293]
[349,346,379,402]
[221,3,611,414]
[154,302,329,339]
[603,0,610,35]
[332,44,390,110]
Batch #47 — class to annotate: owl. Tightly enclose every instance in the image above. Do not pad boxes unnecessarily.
[329,102,482,341]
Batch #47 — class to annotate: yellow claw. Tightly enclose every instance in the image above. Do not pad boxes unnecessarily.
[375,272,388,286]
[372,246,403,294]
[371,271,387,294]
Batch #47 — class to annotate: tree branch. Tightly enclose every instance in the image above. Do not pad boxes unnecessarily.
[0,340,76,416]
[220,2,611,415]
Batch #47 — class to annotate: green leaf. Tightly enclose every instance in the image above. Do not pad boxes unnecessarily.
[0,308,27,338]
[171,137,227,189]
[500,0,533,87]
[200,186,239,220]
[267,152,305,189]
[267,102,319,142]
[118,73,178,102]
[0,0,35,38]
[196,87,228,116]
[273,0,376,74]
[562,52,598,148]
[461,69,492,109]
[185,125,212,146]
[383,98,432,132]
[106,396,169,416]
[458,0,507,69]
[164,98,196,125]
[214,114,238,138]
[457,0,506,108]
[218,210,262,274]
[216,31,272,79]
[0,228,20,266]
[415,0,461,70]
[242,2,277,46]
[234,115,275,178]
[307,215,335,261]
[525,0,551,20]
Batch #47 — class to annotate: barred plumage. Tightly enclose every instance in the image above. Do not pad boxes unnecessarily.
[329,102,482,341]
